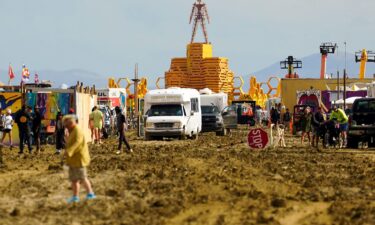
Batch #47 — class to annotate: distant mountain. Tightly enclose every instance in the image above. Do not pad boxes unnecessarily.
[251,52,375,82]
[1,52,374,89]
[0,69,107,88]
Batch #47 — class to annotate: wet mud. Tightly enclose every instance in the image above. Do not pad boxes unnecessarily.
[0,128,374,225]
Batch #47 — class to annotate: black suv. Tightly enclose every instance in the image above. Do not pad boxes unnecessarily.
[201,105,237,136]
[348,98,375,148]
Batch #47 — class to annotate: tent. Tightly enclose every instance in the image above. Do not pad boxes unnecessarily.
[331,96,362,105]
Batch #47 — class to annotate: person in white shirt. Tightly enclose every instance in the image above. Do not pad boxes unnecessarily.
[2,109,14,148]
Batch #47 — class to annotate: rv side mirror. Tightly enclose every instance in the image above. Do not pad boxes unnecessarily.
[190,111,195,116]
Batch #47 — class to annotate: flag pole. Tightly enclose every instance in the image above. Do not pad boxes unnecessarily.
[8,63,12,86]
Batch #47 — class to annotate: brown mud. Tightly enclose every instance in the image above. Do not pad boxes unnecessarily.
[0,129,374,225]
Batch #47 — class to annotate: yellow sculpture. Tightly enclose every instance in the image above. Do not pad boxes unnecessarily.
[107,77,148,110]
[359,49,368,80]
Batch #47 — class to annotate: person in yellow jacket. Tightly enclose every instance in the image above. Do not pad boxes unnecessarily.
[329,105,349,147]
[63,115,96,203]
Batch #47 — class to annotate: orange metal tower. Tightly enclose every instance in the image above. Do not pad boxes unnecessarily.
[280,56,302,78]
[319,42,337,79]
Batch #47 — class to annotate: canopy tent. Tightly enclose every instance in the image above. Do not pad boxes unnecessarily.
[331,96,362,105]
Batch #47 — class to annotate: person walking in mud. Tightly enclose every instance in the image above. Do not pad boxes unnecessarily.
[115,106,133,155]
[300,107,313,146]
[63,115,96,203]
[14,105,33,154]
[32,106,43,153]
[312,107,325,148]
[1,109,14,149]
[89,106,104,144]
[55,112,65,155]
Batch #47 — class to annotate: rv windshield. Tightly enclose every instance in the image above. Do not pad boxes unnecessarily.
[148,105,184,117]
[201,105,219,114]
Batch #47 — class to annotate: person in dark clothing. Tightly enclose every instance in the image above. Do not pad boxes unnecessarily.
[115,107,133,155]
[55,112,65,154]
[283,108,291,130]
[32,106,43,153]
[301,107,313,146]
[312,107,325,148]
[15,105,33,154]
[270,107,280,125]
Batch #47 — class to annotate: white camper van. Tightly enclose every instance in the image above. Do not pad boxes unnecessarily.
[144,88,202,140]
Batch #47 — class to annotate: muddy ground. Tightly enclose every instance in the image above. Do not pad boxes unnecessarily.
[0,128,374,225]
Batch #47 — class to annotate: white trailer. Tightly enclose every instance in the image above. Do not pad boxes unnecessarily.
[96,88,126,110]
[144,88,202,140]
[199,89,228,111]
[367,82,375,98]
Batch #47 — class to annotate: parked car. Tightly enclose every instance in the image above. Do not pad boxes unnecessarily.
[99,105,114,138]
[348,98,375,148]
[200,92,237,136]
[201,104,237,136]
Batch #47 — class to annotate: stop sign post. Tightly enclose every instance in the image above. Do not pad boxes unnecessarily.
[248,128,269,149]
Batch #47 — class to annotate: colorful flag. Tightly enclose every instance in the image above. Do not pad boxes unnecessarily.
[22,64,30,82]
[8,64,15,80]
[34,73,39,84]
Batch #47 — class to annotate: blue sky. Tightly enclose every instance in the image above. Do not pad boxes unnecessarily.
[0,0,374,84]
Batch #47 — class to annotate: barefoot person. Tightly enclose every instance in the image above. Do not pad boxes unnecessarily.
[115,107,133,154]
[1,109,14,149]
[63,115,96,203]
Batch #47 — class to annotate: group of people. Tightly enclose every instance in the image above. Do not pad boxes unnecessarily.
[1,104,134,203]
[269,106,292,129]
[300,105,348,148]
[0,105,43,154]
[88,106,133,154]
[266,103,349,148]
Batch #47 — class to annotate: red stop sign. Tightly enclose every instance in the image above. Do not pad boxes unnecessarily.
[248,128,269,149]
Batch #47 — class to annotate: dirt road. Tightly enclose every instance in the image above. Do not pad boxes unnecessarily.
[0,129,374,225]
